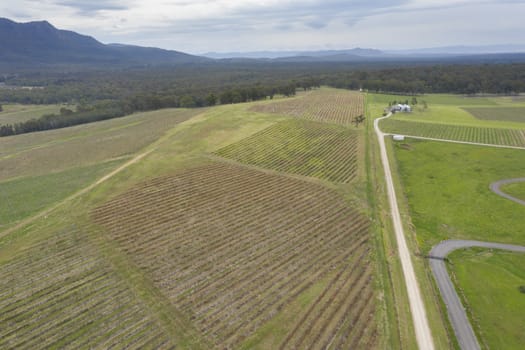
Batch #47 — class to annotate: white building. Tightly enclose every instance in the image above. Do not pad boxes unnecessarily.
[392,104,411,112]
[393,135,405,141]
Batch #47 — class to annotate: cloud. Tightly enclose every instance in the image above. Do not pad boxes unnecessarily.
[55,0,130,15]
[1,0,524,53]
[305,20,328,29]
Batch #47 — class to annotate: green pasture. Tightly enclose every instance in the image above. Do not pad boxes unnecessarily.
[391,139,525,252]
[464,107,525,123]
[501,182,525,201]
[448,248,525,350]
[0,104,68,125]
[369,93,525,129]
[0,159,124,230]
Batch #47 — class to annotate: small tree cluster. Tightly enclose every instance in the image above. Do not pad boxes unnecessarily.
[352,114,365,127]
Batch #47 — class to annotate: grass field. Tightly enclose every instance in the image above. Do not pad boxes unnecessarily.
[0,104,68,125]
[380,118,525,147]
[391,138,525,252]
[501,182,525,201]
[448,248,525,350]
[464,107,525,123]
[250,88,364,125]
[215,119,362,183]
[370,92,525,130]
[0,159,124,230]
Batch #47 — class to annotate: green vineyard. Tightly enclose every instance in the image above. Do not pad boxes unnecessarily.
[215,119,361,183]
[0,229,175,349]
[380,118,525,147]
[250,89,364,125]
[92,163,377,349]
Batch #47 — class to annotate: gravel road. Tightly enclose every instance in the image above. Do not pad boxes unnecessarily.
[375,114,435,350]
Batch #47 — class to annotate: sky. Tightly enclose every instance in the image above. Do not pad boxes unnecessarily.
[2,0,525,54]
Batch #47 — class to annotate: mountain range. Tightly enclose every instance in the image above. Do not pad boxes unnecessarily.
[0,18,207,66]
[1,17,525,69]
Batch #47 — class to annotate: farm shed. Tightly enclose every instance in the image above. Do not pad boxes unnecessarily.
[391,104,412,113]
[393,135,405,141]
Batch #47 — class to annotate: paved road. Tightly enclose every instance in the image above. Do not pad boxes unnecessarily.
[374,114,435,350]
[429,240,525,350]
[490,178,525,206]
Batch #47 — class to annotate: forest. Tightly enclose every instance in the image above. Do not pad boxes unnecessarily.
[1,61,525,136]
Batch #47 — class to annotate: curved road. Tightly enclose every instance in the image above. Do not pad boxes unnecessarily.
[429,178,525,350]
[375,114,435,350]
[429,240,525,350]
[490,178,525,206]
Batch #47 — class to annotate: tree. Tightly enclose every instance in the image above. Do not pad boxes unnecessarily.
[179,95,196,108]
[0,103,3,112]
[419,100,428,112]
[60,107,74,115]
[206,93,217,106]
[411,96,418,105]
[0,124,14,136]
[352,114,365,127]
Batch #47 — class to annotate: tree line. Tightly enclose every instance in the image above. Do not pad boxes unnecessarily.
[322,63,525,94]
[0,81,309,136]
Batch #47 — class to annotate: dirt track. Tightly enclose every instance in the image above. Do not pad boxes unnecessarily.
[374,113,435,350]
[0,148,154,240]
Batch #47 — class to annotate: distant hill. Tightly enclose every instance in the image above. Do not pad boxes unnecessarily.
[386,44,525,56]
[0,18,208,67]
[203,48,384,59]
[204,45,525,63]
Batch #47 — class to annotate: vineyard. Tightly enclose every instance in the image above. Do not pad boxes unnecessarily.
[215,119,361,183]
[463,107,525,123]
[0,108,199,181]
[92,162,377,349]
[0,229,175,349]
[250,89,364,125]
[380,118,525,147]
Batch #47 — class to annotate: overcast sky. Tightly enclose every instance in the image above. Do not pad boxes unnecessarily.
[2,0,525,54]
